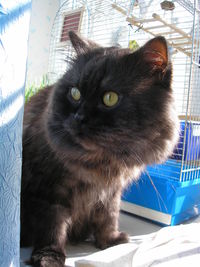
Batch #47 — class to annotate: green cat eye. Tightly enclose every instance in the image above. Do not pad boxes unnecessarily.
[103,91,119,107]
[71,87,81,101]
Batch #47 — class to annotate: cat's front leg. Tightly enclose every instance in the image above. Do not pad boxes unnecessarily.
[92,192,129,249]
[30,204,68,267]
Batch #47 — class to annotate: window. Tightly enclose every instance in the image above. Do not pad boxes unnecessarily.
[60,9,83,43]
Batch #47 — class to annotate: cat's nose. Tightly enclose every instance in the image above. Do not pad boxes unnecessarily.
[74,112,85,122]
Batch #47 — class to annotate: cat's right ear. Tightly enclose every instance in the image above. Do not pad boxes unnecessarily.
[140,36,169,73]
[68,31,99,55]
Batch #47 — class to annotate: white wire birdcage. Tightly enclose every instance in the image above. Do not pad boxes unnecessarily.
[48,0,132,83]
[48,0,200,225]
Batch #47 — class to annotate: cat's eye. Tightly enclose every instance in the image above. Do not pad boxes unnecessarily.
[103,91,119,107]
[70,87,81,101]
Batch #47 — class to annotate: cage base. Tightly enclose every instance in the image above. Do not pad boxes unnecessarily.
[121,201,172,225]
[121,201,200,226]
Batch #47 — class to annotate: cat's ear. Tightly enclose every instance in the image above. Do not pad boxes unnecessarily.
[141,36,168,72]
[68,31,99,55]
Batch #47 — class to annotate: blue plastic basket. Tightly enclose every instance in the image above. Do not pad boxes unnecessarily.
[122,159,200,225]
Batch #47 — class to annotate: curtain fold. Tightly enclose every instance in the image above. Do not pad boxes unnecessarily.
[0,1,31,266]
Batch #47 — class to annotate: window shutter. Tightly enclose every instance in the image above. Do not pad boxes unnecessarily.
[60,11,82,42]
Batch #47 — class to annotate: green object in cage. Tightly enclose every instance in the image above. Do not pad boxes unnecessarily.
[129,40,139,51]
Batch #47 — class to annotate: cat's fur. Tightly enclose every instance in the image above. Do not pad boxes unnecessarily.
[21,32,179,267]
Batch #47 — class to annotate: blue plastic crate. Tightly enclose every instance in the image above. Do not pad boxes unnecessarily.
[122,159,200,225]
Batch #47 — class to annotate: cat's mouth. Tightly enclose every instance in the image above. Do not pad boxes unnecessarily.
[79,139,99,151]
[66,124,99,152]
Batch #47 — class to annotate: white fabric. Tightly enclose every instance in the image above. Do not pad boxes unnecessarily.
[74,222,200,267]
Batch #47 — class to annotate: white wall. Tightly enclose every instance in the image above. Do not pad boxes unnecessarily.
[26,0,59,86]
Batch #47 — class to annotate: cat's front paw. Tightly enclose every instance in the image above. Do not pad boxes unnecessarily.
[30,247,65,267]
[95,231,129,250]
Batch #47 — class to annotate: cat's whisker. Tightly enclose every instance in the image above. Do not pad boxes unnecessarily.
[128,146,168,213]
[144,170,168,213]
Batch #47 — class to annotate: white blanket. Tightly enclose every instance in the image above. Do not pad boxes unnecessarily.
[72,222,200,267]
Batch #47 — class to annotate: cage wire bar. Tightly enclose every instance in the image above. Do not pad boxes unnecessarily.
[175,0,197,14]
[48,0,200,224]
[181,0,200,182]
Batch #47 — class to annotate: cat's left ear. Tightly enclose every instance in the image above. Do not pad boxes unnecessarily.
[141,36,168,72]
[68,31,99,55]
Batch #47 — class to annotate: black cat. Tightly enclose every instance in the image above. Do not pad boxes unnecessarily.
[21,31,179,267]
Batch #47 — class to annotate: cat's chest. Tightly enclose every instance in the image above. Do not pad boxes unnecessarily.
[69,179,117,224]
[73,182,112,213]
[57,171,115,212]
[58,157,140,217]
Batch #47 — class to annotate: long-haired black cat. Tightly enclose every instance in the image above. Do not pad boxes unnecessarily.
[21,31,179,267]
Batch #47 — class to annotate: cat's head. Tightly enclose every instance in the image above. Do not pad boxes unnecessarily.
[46,32,179,169]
